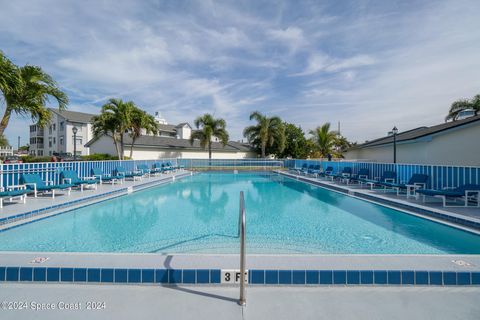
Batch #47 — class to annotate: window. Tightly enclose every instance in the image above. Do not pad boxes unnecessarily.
[48,137,52,147]
[48,151,52,156]
[49,125,52,134]
[60,136,64,145]
[53,124,56,131]
[60,121,64,130]
[53,137,56,144]
[72,136,83,145]
[38,150,43,156]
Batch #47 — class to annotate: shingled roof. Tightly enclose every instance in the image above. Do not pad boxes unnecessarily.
[351,115,480,149]
[86,134,254,152]
[48,108,95,123]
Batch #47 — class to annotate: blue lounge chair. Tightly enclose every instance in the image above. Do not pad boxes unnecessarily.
[60,170,98,191]
[20,174,73,198]
[0,186,28,208]
[308,165,322,175]
[152,163,166,174]
[136,164,153,177]
[416,184,480,207]
[359,171,396,189]
[114,166,143,181]
[332,167,352,182]
[348,168,370,185]
[296,163,308,174]
[380,173,429,197]
[91,168,124,184]
[318,166,334,178]
[161,163,174,172]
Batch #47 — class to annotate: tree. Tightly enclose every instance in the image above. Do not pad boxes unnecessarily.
[277,123,311,158]
[309,123,338,158]
[243,111,285,158]
[445,94,480,121]
[190,114,229,159]
[332,134,353,158]
[128,107,159,158]
[0,135,9,147]
[92,98,135,160]
[0,51,68,136]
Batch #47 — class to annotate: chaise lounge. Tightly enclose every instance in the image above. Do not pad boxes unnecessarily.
[90,168,124,184]
[20,173,73,198]
[0,185,29,208]
[379,173,429,197]
[60,170,98,191]
[416,184,480,207]
[358,171,396,190]
[114,166,143,181]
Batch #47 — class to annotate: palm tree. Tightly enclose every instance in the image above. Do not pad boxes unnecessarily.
[243,111,285,158]
[190,114,229,159]
[92,98,134,160]
[446,94,480,121]
[309,123,338,158]
[0,52,68,136]
[128,107,159,158]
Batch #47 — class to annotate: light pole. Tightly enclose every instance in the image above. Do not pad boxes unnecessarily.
[392,126,398,164]
[17,136,20,152]
[72,126,78,161]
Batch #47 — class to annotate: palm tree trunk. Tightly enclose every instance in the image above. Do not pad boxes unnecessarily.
[112,137,121,160]
[261,143,266,158]
[119,133,124,160]
[208,141,212,160]
[0,107,12,137]
[129,137,136,159]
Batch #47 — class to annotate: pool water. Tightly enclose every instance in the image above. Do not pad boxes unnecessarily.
[0,172,479,254]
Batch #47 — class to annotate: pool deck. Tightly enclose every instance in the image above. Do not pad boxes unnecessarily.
[0,170,193,230]
[1,283,479,320]
[278,170,480,233]
[1,252,480,271]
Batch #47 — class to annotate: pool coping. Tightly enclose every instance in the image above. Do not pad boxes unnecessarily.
[0,252,479,286]
[276,170,480,233]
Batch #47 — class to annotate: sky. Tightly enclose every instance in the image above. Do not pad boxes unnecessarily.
[1,0,479,147]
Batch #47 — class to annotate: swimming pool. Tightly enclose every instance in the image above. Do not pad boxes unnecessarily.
[0,172,479,254]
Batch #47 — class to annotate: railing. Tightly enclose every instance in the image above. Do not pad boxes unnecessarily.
[284,159,480,190]
[238,191,246,306]
[0,158,179,189]
[178,158,283,171]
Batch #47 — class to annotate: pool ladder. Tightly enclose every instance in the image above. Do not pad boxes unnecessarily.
[238,191,247,306]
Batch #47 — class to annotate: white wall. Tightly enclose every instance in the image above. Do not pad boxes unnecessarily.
[345,123,480,166]
[88,135,256,159]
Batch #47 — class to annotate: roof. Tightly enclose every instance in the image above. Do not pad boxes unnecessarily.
[351,114,480,150]
[158,124,177,133]
[86,134,254,152]
[49,108,95,123]
[175,122,191,128]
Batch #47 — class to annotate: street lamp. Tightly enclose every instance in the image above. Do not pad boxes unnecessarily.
[72,126,78,161]
[392,126,398,164]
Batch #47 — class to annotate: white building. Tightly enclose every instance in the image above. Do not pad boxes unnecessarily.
[344,115,480,166]
[86,116,256,159]
[29,108,95,157]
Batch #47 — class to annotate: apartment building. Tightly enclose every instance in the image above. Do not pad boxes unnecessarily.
[29,108,95,157]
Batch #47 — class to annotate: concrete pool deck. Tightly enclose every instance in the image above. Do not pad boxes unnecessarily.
[1,252,480,271]
[1,283,479,320]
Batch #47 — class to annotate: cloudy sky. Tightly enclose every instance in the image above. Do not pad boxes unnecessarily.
[1,0,479,146]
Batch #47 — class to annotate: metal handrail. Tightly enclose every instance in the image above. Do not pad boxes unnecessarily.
[238,191,246,306]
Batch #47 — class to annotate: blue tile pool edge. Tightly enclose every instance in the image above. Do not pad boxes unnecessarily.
[1,267,478,286]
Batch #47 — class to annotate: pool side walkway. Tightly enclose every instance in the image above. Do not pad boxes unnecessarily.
[277,170,480,233]
[0,170,192,230]
[1,283,479,320]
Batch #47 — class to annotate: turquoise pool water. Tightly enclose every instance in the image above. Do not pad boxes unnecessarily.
[0,172,479,254]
